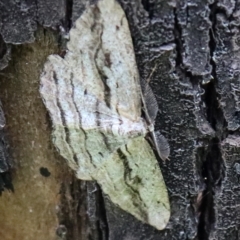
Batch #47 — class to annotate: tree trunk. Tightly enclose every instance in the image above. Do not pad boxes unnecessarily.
[0,0,238,239]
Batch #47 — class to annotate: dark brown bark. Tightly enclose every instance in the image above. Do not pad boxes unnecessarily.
[0,0,239,239]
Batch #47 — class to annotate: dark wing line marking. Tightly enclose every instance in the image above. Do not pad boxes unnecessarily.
[53,71,78,164]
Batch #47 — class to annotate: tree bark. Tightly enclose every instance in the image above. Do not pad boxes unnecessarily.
[0,0,238,239]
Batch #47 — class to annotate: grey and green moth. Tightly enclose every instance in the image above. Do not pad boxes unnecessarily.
[39,0,170,230]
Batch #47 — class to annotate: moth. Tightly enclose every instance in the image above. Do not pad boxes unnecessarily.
[40,0,170,230]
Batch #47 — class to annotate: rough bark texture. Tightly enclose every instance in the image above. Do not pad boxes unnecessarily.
[0,0,239,239]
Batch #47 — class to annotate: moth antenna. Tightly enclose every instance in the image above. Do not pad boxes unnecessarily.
[152,130,170,161]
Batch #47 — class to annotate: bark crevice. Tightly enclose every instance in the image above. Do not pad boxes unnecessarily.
[197,3,228,239]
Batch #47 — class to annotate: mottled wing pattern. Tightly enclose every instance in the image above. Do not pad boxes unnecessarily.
[67,0,142,121]
[40,0,170,230]
[97,137,170,230]
[41,56,133,180]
